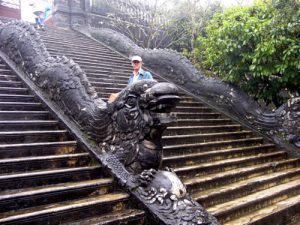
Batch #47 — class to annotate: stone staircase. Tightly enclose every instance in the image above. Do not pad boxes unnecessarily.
[0,20,299,224]
[37,26,300,225]
[0,58,145,224]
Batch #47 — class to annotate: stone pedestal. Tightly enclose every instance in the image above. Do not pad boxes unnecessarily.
[52,0,87,27]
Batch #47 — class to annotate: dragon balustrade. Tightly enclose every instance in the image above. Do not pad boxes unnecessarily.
[0,20,219,225]
[86,27,300,153]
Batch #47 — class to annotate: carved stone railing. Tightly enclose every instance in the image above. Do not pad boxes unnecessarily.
[86,27,300,155]
[0,20,220,225]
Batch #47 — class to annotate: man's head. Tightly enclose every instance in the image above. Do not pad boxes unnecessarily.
[131,55,143,71]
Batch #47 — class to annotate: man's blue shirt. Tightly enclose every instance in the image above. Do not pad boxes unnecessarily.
[128,69,153,85]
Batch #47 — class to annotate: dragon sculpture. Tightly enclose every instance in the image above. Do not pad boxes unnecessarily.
[88,27,300,152]
[0,20,219,225]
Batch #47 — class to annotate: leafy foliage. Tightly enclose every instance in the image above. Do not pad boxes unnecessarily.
[196,0,300,106]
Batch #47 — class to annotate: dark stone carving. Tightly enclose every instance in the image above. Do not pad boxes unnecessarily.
[0,20,219,225]
[136,168,215,225]
[87,27,300,152]
[106,80,179,173]
[100,150,218,224]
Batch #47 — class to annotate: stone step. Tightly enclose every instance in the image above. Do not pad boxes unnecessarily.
[173,118,233,126]
[0,80,22,88]
[171,112,222,119]
[165,124,243,135]
[0,94,35,102]
[63,208,145,225]
[179,96,197,102]
[0,74,18,81]
[0,102,43,111]
[41,36,118,50]
[0,69,14,76]
[42,39,112,52]
[194,167,300,208]
[81,65,131,74]
[163,143,276,167]
[0,130,70,144]
[47,48,127,62]
[41,35,109,47]
[0,141,79,158]
[0,110,50,120]
[223,194,300,225]
[80,62,132,72]
[0,64,7,69]
[39,29,78,37]
[87,76,128,84]
[163,130,253,146]
[0,120,59,131]
[42,33,91,40]
[173,151,287,178]
[0,166,102,191]
[40,29,79,36]
[41,32,101,42]
[174,106,213,113]
[87,72,129,81]
[176,101,204,107]
[163,137,265,156]
[49,52,129,68]
[0,192,130,225]
[73,56,131,66]
[184,159,300,194]
[45,34,100,44]
[85,72,131,83]
[0,87,28,95]
[0,178,113,212]
[0,153,90,173]
[210,179,300,223]
[73,58,131,68]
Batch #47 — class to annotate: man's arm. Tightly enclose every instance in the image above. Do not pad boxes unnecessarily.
[128,74,133,85]
[145,71,153,80]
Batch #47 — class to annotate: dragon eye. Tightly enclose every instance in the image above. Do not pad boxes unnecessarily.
[125,96,137,108]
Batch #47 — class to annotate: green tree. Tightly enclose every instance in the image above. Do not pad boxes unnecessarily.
[196,0,300,106]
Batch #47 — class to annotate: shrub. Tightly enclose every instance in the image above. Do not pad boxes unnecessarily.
[196,0,300,107]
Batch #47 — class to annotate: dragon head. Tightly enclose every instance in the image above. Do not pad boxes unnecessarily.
[105,80,180,173]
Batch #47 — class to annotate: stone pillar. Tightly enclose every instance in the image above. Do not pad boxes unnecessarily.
[52,0,87,27]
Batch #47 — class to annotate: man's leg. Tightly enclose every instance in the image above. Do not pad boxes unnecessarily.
[35,17,40,29]
[40,18,45,30]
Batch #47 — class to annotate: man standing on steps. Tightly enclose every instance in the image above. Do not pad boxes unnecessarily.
[108,55,153,103]
[128,55,153,85]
